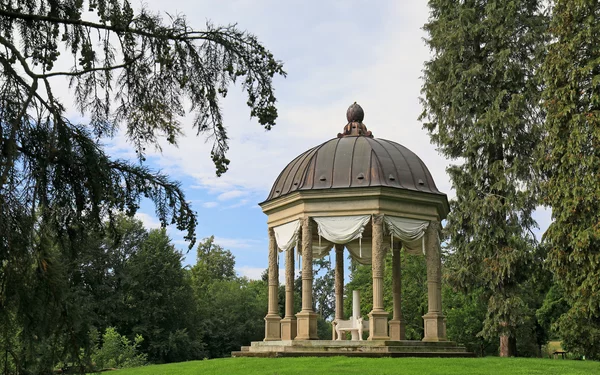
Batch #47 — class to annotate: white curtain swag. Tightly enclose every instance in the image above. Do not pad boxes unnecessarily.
[273,219,301,252]
[313,215,371,244]
[384,216,429,254]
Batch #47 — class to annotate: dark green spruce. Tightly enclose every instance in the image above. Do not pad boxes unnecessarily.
[539,0,600,359]
[420,0,547,356]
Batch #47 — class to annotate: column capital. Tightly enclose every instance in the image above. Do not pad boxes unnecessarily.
[301,216,312,226]
[428,220,442,233]
[372,214,384,225]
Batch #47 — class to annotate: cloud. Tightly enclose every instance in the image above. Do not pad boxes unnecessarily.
[213,237,262,249]
[134,212,162,229]
[202,201,219,208]
[224,199,250,209]
[217,190,247,201]
[237,266,288,284]
[236,266,265,281]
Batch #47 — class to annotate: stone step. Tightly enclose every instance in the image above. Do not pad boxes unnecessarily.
[251,346,468,354]
[253,340,462,348]
[279,351,476,358]
[237,340,474,358]
[231,351,275,358]
[385,346,469,353]
[232,351,476,358]
[248,341,468,354]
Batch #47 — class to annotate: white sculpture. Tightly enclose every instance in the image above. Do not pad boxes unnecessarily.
[333,290,369,340]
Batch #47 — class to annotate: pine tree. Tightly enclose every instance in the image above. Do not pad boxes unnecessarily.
[540,0,600,359]
[420,0,547,356]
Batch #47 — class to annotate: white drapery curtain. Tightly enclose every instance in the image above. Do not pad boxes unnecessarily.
[272,219,335,271]
[344,239,372,264]
[273,219,301,253]
[273,215,431,266]
[313,215,371,244]
[312,239,334,259]
[313,215,371,259]
[383,216,429,255]
[345,237,392,265]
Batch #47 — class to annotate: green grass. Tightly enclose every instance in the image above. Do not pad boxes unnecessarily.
[106,357,599,375]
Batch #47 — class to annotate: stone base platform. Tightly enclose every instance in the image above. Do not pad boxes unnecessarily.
[232,340,474,358]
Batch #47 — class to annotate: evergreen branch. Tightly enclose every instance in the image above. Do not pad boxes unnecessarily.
[0,77,38,188]
[0,31,141,80]
[0,33,37,79]
[0,8,205,41]
[41,58,140,78]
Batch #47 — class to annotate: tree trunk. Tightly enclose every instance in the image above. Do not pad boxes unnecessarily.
[499,335,517,357]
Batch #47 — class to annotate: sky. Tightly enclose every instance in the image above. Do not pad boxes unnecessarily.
[83,0,551,280]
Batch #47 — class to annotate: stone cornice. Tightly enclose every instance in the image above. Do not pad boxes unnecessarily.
[260,186,449,228]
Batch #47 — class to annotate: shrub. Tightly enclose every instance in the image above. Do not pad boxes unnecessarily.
[92,327,147,369]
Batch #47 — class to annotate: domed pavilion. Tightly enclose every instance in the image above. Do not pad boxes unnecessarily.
[234,104,470,357]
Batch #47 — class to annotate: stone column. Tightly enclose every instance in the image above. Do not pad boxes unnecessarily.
[264,227,281,341]
[333,244,344,339]
[280,245,297,340]
[422,221,447,342]
[368,215,390,340]
[388,244,405,340]
[295,217,318,340]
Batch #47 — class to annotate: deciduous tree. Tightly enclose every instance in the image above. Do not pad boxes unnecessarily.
[122,228,202,363]
[191,237,266,358]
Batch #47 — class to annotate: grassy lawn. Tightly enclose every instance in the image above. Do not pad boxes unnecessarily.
[106,357,599,375]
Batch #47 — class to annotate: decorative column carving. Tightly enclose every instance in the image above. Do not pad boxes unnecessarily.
[389,245,405,340]
[333,244,344,339]
[280,245,297,340]
[264,227,281,341]
[422,221,447,342]
[368,214,390,340]
[295,217,318,340]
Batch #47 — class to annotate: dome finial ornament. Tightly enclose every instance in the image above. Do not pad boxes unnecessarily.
[338,102,373,138]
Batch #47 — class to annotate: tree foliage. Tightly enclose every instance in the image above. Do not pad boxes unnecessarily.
[539,0,600,359]
[122,228,202,363]
[420,0,547,354]
[0,214,274,372]
[313,257,335,321]
[443,285,496,356]
[190,237,265,358]
[190,236,236,291]
[91,327,147,370]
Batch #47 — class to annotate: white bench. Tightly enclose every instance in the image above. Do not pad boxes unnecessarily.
[333,317,369,340]
[331,290,369,340]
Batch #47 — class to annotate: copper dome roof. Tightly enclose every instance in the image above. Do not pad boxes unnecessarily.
[265,135,444,202]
